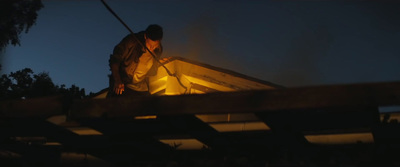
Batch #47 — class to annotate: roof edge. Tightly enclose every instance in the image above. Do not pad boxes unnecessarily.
[171,57,284,89]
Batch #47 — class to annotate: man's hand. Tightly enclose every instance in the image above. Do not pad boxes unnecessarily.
[113,80,124,95]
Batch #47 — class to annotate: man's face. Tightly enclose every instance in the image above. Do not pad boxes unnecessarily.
[145,36,160,52]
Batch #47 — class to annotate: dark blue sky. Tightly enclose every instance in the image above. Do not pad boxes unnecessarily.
[1,0,400,94]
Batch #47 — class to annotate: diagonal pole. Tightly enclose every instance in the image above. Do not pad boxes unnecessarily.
[100,0,188,92]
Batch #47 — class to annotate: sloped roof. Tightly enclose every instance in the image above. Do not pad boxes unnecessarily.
[92,57,283,98]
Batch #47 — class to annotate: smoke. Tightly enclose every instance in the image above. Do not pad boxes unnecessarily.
[162,1,337,88]
[162,10,237,70]
[183,15,219,60]
[272,24,334,87]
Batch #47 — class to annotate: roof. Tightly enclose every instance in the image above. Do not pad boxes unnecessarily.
[92,57,283,98]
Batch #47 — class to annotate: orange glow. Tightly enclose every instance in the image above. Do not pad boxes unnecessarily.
[196,113,270,132]
[146,58,276,96]
[67,127,103,135]
[159,138,208,150]
[134,115,157,119]
[44,142,62,146]
[305,132,374,144]
[209,122,270,132]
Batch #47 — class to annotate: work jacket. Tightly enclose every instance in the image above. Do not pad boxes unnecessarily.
[109,31,163,85]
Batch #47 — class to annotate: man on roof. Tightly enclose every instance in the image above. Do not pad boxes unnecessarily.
[107,24,167,97]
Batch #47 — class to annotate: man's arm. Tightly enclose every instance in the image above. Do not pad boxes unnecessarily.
[110,63,124,95]
[109,34,135,95]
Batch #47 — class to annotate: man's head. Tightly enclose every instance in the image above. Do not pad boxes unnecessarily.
[144,24,163,51]
[145,24,163,41]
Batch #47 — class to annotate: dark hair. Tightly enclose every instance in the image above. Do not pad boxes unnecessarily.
[145,24,163,41]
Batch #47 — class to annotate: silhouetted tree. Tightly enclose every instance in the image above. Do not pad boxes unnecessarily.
[66,84,86,99]
[31,71,56,97]
[0,68,89,100]
[8,68,34,98]
[0,0,44,50]
[0,73,12,99]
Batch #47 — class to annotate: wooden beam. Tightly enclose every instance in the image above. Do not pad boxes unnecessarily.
[70,82,400,118]
[0,95,65,118]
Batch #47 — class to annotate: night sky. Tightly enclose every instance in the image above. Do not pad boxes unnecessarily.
[1,0,400,94]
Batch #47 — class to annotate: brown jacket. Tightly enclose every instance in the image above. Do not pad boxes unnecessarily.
[109,31,162,85]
